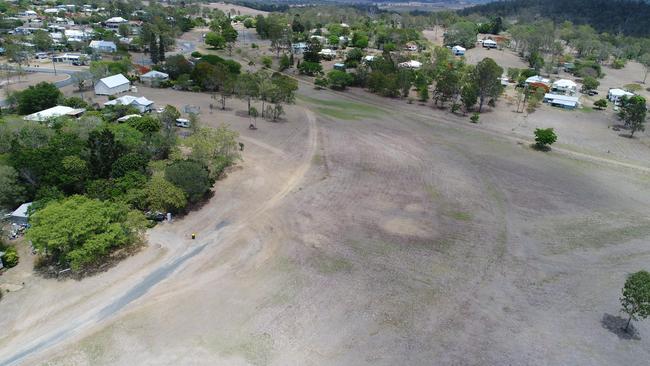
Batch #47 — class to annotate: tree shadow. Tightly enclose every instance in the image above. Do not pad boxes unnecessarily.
[601,313,641,340]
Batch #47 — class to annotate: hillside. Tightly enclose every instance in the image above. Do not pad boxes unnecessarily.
[459,0,650,37]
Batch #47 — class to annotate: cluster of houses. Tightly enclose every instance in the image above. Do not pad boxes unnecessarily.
[6,5,143,62]
[23,70,168,123]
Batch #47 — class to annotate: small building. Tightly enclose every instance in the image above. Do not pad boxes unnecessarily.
[333,63,346,71]
[552,79,577,95]
[608,88,634,104]
[140,70,169,84]
[104,95,154,113]
[543,93,581,109]
[482,39,497,49]
[23,105,85,122]
[398,60,422,69]
[452,45,466,56]
[95,74,131,96]
[319,48,336,60]
[44,8,60,15]
[8,202,32,225]
[89,40,117,53]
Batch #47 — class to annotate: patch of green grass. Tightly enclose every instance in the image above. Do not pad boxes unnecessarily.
[579,106,595,113]
[298,95,383,120]
[447,211,472,221]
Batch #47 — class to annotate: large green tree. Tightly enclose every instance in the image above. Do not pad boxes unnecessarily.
[17,82,62,115]
[27,195,146,271]
[165,160,213,204]
[472,58,504,113]
[619,95,647,138]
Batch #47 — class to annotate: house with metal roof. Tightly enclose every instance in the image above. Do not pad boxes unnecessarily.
[23,106,85,122]
[89,40,117,53]
[104,95,154,113]
[140,70,169,85]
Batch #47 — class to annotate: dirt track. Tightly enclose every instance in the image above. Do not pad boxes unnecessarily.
[2,78,650,365]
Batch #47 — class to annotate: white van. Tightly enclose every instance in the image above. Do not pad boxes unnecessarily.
[175,118,190,128]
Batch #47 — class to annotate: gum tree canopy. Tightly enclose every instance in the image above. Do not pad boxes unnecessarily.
[27,195,147,271]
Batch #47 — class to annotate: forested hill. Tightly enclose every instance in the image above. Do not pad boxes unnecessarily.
[459,0,650,37]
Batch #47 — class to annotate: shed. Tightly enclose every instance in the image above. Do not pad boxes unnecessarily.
[104,95,154,113]
[543,93,581,109]
[140,70,169,84]
[95,74,131,96]
[333,63,346,71]
[452,45,466,56]
[24,105,85,122]
[9,202,32,225]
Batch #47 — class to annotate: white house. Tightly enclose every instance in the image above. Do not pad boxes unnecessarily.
[23,106,85,122]
[452,45,466,56]
[89,40,117,53]
[52,53,83,64]
[105,16,128,29]
[44,8,60,15]
[140,70,169,84]
[525,75,551,86]
[398,60,422,69]
[482,39,497,49]
[552,79,577,95]
[104,95,154,113]
[65,29,92,42]
[543,93,581,109]
[608,88,634,104]
[95,74,131,96]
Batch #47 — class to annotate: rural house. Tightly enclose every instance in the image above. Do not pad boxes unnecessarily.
[104,95,154,113]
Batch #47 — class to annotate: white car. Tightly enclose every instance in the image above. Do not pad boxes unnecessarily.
[175,118,190,128]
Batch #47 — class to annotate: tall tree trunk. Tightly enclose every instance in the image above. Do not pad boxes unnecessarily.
[625,315,632,331]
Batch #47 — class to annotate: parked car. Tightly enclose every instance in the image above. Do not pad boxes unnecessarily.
[175,118,190,128]
[587,90,599,96]
[145,211,166,221]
